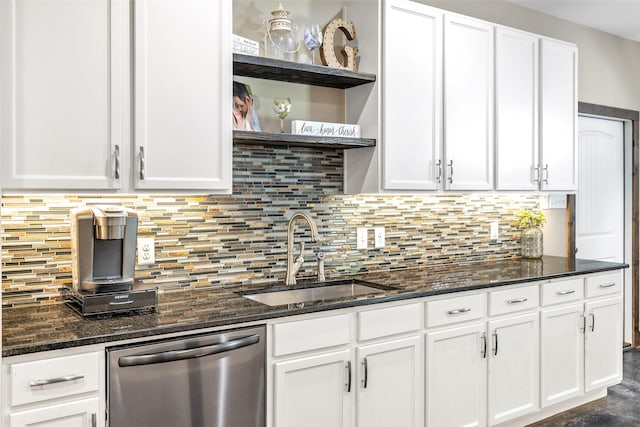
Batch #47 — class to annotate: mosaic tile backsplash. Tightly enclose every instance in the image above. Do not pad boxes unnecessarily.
[2,144,540,308]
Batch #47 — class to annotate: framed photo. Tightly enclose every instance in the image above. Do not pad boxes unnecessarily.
[233,81,261,131]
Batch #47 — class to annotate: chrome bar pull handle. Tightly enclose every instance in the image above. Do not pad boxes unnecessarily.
[533,164,541,184]
[362,357,369,388]
[481,332,487,359]
[435,159,442,183]
[30,373,84,388]
[492,331,498,356]
[448,307,471,315]
[114,144,120,180]
[345,361,352,392]
[599,282,616,288]
[507,297,528,304]
[542,164,549,184]
[139,146,146,180]
[91,413,97,427]
[591,313,596,332]
[118,335,260,367]
[557,289,576,296]
[447,160,454,184]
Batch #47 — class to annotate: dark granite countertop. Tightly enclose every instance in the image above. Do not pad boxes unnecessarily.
[2,256,627,357]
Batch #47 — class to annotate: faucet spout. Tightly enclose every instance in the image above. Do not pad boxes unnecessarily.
[286,211,320,285]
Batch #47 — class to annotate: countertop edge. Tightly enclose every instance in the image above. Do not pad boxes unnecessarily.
[3,260,628,358]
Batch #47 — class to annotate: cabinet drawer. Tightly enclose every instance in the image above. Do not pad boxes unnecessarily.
[489,284,539,316]
[426,293,486,328]
[542,278,583,306]
[9,352,100,407]
[358,302,422,341]
[585,271,623,298]
[273,314,350,357]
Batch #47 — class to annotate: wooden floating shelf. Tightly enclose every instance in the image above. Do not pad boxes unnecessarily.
[233,54,376,89]
[233,131,376,149]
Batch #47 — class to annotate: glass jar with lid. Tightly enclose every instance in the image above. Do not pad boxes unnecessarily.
[264,3,299,62]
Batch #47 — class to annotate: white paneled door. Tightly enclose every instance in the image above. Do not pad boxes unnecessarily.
[577,115,626,342]
[576,116,624,262]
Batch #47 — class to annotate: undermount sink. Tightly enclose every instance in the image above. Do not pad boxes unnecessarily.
[238,279,395,307]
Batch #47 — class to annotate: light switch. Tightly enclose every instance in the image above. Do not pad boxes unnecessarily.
[356,228,368,250]
[490,222,499,240]
[374,227,385,248]
[549,193,567,209]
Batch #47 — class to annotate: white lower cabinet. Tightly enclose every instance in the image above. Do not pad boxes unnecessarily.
[425,308,539,427]
[269,303,423,427]
[540,303,585,407]
[273,350,352,427]
[584,296,623,391]
[8,398,99,427]
[356,336,422,427]
[540,274,623,411]
[487,312,539,425]
[426,323,487,427]
[2,350,104,427]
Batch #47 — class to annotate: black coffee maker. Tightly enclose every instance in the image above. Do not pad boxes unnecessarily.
[66,205,156,315]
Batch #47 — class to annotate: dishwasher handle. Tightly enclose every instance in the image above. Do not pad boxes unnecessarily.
[118,334,260,367]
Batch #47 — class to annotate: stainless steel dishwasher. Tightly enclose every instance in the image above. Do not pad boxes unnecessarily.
[107,325,265,427]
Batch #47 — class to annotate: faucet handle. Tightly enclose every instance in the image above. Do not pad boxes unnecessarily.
[297,241,305,256]
[316,251,326,282]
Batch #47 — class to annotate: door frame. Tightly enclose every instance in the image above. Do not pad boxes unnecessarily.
[577,102,639,346]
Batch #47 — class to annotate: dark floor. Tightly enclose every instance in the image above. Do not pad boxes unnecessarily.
[531,348,640,426]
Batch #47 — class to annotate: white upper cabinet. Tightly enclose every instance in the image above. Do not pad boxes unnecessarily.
[495,28,539,191]
[346,1,577,194]
[382,0,442,191]
[443,14,494,191]
[540,38,578,191]
[0,0,126,190]
[0,0,232,192]
[133,0,232,191]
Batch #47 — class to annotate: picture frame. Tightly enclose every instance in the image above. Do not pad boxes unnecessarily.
[233,81,261,132]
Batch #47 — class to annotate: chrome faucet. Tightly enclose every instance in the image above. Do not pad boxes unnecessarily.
[285,211,322,285]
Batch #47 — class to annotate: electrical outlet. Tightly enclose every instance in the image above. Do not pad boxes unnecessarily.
[374,227,385,248]
[490,222,499,240]
[549,193,567,209]
[137,237,155,265]
[356,228,368,250]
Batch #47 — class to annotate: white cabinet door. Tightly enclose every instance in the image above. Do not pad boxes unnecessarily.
[382,1,442,191]
[8,397,99,427]
[426,323,487,427]
[488,312,539,426]
[585,296,623,391]
[495,27,539,190]
[540,38,578,191]
[273,350,352,427]
[133,0,232,191]
[443,15,494,190]
[540,303,585,407]
[0,0,125,190]
[357,335,422,427]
